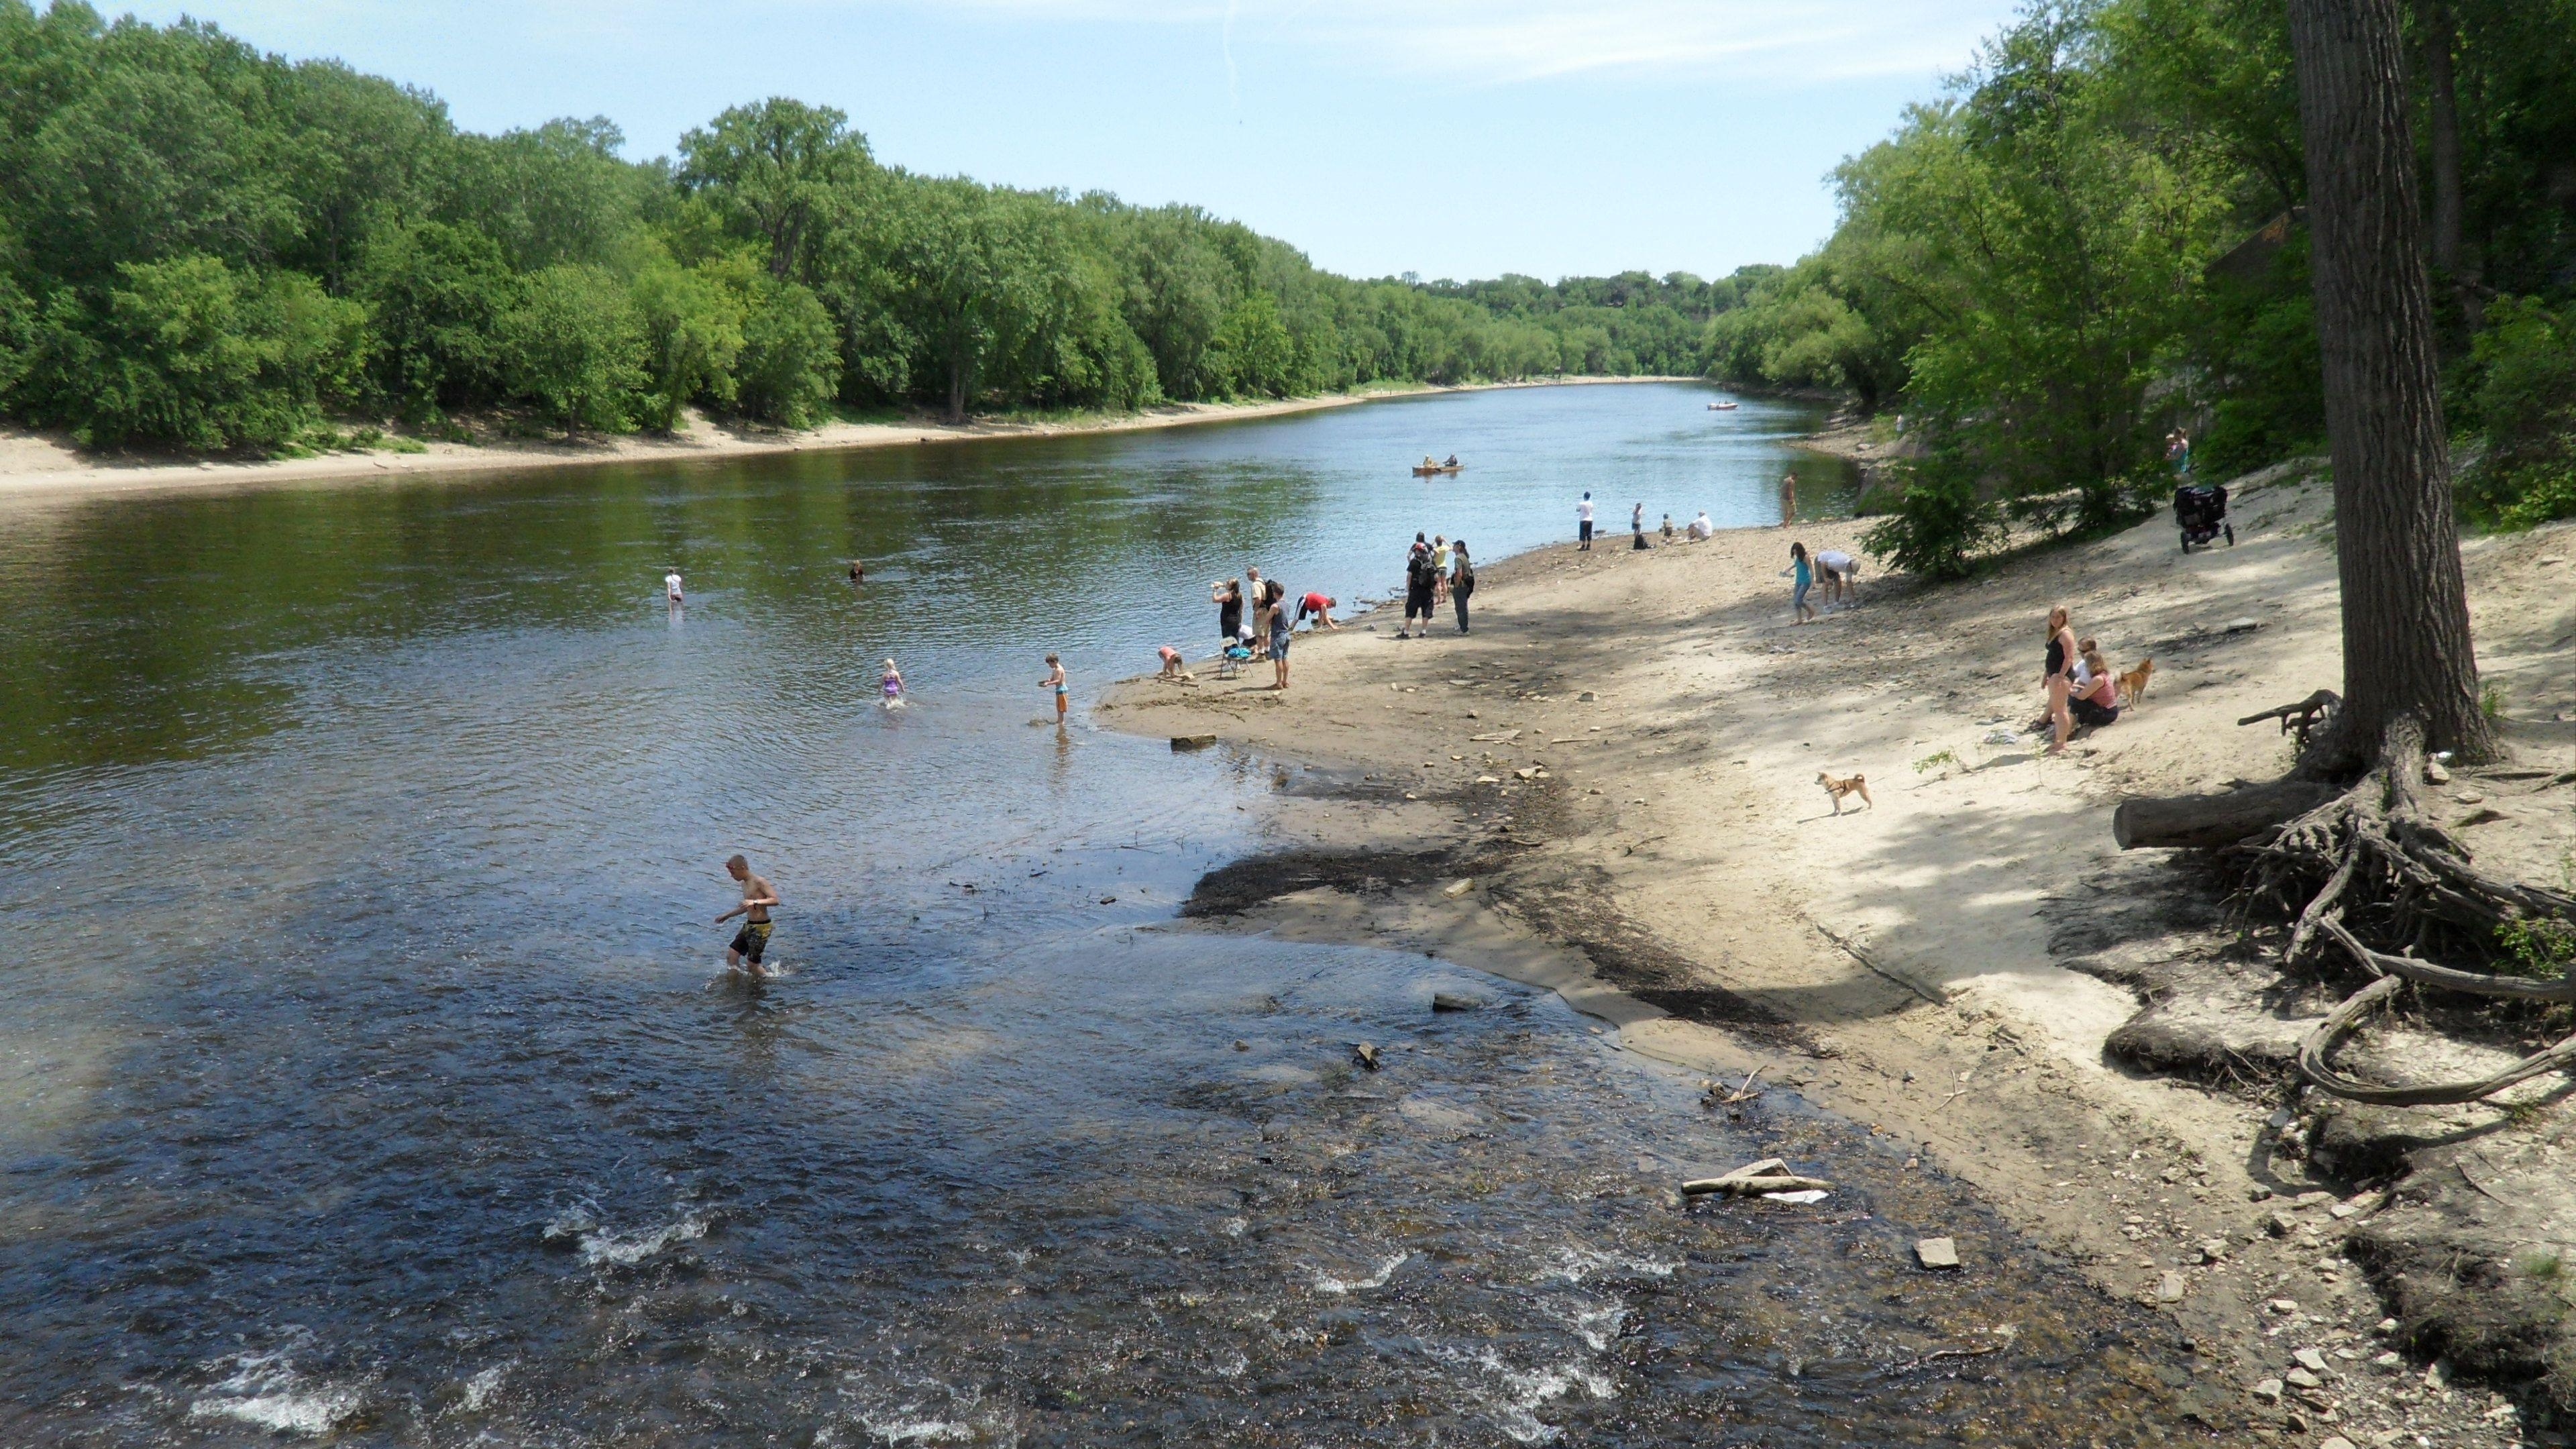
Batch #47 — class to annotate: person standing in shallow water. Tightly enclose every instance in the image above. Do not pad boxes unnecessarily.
[717,854,780,977]
[1576,492,1595,550]
[1449,541,1474,634]
[1778,472,1798,526]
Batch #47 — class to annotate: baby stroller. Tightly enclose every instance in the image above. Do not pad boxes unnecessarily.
[2176,482,2233,552]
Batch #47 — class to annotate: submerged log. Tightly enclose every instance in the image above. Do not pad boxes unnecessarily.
[2112,780,2340,851]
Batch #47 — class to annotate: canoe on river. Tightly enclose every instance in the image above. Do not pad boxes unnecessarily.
[1707,400,1739,411]
[1411,463,1464,476]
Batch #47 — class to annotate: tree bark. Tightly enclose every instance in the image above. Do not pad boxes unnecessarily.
[2112,780,2341,850]
[2417,0,2479,331]
[2286,0,2495,763]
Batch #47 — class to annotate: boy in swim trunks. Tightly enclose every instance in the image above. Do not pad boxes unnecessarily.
[1042,653,1067,721]
[717,854,780,976]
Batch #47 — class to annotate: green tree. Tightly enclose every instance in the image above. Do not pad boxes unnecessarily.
[628,259,742,432]
[496,262,645,435]
[678,99,871,281]
[354,219,521,419]
[28,254,362,450]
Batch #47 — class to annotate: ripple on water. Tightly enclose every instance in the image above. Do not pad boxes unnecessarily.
[186,1343,366,1438]
[541,1200,710,1267]
[1304,1250,1409,1295]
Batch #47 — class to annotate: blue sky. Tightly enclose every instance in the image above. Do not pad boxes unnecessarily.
[111,1,2024,282]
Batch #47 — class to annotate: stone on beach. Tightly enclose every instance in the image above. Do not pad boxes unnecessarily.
[1914,1237,1962,1270]
[1430,991,1487,1012]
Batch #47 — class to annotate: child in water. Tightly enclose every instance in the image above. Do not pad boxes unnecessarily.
[1042,653,1067,722]
[880,657,905,708]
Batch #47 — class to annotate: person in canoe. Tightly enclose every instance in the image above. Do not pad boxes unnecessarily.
[1443,454,1458,468]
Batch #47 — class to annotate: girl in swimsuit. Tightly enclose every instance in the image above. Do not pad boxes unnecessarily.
[881,658,905,708]
[2043,605,2077,755]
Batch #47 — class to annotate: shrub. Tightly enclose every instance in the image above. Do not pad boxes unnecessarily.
[733,275,838,427]
[1861,456,2000,580]
[496,264,646,435]
[2461,297,2576,527]
[27,255,364,451]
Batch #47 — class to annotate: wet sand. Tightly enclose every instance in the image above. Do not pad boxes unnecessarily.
[1102,475,2576,1444]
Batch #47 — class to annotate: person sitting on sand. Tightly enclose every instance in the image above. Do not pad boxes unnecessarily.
[2072,644,2121,729]
[1157,645,1189,680]
[1661,513,1675,539]
[1688,511,1714,541]
[1296,591,1339,631]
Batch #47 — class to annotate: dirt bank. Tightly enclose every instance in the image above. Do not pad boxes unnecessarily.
[1100,477,2576,1446]
[0,376,1699,500]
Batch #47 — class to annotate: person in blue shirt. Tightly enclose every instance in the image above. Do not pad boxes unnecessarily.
[1783,541,1817,624]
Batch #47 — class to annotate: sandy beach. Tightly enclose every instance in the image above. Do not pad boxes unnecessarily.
[1102,474,2576,1442]
[0,375,1699,501]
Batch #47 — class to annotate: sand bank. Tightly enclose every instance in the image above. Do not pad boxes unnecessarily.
[1102,481,2576,1440]
[0,375,1701,500]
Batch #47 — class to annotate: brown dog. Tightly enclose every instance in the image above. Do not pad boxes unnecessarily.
[1818,771,1872,814]
[2116,657,2154,708]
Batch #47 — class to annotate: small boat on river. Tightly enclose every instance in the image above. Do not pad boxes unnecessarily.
[1411,461,1464,476]
[1707,400,1739,411]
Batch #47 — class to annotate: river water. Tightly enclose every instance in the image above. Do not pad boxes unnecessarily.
[0,383,2204,1446]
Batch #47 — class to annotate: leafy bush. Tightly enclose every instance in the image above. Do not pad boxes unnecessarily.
[629,260,742,431]
[2459,297,2576,528]
[496,264,646,435]
[732,274,839,426]
[26,255,363,450]
[1861,455,2000,580]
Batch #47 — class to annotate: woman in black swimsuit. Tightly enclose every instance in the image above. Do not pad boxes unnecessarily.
[2043,604,2077,755]
[1213,578,1243,649]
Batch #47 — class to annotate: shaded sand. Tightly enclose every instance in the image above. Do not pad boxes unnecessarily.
[0,376,1697,500]
[1103,476,2576,1440]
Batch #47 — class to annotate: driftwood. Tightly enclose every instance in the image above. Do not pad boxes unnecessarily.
[2133,705,2576,1108]
[2238,688,2342,752]
[1680,1157,1835,1196]
[2113,779,2340,851]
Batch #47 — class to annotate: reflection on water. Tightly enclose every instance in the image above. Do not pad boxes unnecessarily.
[0,385,2196,1446]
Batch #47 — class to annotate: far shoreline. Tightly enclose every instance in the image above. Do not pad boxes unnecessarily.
[0,374,1714,504]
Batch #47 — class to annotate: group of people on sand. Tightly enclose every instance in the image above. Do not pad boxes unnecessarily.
[2041,604,2128,753]
[1397,532,1475,637]
[1576,492,1717,553]
[1206,567,1341,690]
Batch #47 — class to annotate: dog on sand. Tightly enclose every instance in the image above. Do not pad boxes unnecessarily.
[2116,657,2154,708]
[1817,771,1872,814]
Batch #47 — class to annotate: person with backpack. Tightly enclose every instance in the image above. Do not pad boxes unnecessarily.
[1449,541,1475,634]
[1398,534,1438,639]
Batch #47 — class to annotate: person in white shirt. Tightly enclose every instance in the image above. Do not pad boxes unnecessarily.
[1815,549,1858,606]
[1687,511,1714,541]
[1576,494,1595,551]
[664,570,684,604]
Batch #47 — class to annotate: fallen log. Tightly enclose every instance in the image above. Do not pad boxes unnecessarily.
[1681,1174,1835,1197]
[2113,779,2341,850]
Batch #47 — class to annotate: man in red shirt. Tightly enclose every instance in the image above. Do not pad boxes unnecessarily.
[1295,592,1339,631]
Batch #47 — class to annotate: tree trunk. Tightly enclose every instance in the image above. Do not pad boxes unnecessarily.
[2417,0,2479,331]
[2112,779,2342,850]
[2286,0,2495,764]
[945,356,969,424]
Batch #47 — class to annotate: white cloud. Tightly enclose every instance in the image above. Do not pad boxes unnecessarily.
[911,0,2008,82]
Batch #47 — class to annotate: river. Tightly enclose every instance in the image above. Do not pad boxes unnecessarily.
[0,382,2202,1446]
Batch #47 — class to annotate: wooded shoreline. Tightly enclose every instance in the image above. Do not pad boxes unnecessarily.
[0,375,1702,500]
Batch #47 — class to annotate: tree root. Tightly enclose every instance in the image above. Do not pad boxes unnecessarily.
[2217,708,2576,1107]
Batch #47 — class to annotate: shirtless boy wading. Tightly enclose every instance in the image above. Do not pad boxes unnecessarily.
[717,854,780,975]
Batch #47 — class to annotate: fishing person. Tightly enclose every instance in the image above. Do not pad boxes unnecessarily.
[717,854,781,977]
